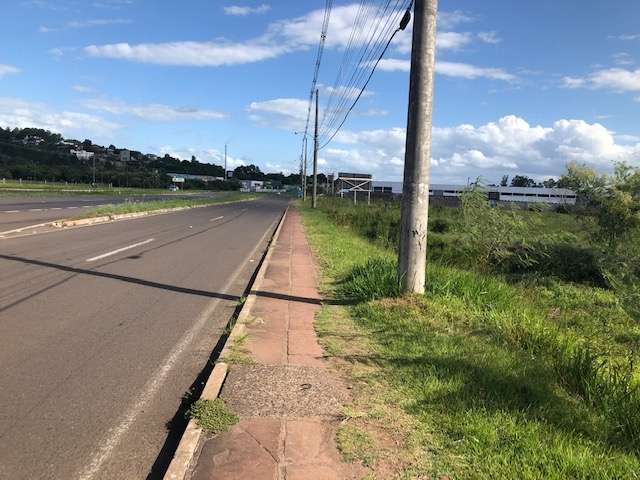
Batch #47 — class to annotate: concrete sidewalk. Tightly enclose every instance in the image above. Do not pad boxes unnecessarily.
[190,209,363,480]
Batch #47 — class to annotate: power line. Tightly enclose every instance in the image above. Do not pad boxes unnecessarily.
[302,0,333,140]
[318,1,413,150]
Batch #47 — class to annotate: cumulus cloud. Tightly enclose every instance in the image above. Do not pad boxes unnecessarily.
[375,59,516,82]
[0,64,21,78]
[247,98,309,130]
[0,97,121,138]
[223,4,270,16]
[84,98,227,121]
[316,116,640,183]
[563,67,640,92]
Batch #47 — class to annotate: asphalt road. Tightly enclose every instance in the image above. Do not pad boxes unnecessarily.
[0,192,223,233]
[0,196,287,479]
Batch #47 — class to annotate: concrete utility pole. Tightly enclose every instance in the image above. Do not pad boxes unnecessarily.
[398,0,438,294]
[303,136,308,201]
[224,143,228,180]
[312,89,319,209]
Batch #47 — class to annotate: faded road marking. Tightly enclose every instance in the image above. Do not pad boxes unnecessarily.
[86,239,154,262]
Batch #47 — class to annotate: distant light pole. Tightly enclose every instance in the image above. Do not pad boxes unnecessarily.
[224,143,228,180]
[312,89,319,209]
[294,132,308,201]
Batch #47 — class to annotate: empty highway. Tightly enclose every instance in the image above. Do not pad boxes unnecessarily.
[0,195,287,479]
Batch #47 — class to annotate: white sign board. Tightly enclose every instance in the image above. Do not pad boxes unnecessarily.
[172,177,185,183]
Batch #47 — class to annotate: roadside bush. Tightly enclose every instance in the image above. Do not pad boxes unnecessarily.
[503,239,605,286]
[460,187,544,271]
[339,257,401,300]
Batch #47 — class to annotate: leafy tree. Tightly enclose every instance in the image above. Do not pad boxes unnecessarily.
[500,175,509,187]
[510,175,538,188]
[233,164,265,180]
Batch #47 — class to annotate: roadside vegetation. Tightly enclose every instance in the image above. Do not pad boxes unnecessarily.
[72,192,257,219]
[188,398,238,434]
[0,179,195,196]
[300,162,640,479]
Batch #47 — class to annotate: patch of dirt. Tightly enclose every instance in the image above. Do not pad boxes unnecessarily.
[221,364,350,417]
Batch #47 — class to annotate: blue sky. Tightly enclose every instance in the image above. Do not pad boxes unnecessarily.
[1,0,639,183]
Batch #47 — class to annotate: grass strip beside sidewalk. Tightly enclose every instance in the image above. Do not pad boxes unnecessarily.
[70,192,256,220]
[299,202,640,480]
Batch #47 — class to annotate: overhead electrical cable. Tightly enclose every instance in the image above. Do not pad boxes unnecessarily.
[318,0,414,150]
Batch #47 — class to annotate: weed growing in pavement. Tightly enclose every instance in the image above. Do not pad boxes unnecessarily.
[187,398,238,434]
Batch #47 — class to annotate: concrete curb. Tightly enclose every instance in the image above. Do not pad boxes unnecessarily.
[162,205,289,480]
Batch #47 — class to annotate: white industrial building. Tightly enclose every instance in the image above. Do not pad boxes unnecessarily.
[371,181,577,205]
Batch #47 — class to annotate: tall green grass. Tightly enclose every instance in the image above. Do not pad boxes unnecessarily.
[300,200,640,478]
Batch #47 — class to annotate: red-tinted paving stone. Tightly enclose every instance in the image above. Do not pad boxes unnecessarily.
[192,209,361,479]
[192,418,280,480]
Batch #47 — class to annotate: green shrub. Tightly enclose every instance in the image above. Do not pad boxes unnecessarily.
[339,257,401,300]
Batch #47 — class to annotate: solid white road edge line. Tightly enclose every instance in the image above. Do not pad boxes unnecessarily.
[75,214,280,480]
[0,221,57,236]
[86,239,155,262]
[210,216,224,222]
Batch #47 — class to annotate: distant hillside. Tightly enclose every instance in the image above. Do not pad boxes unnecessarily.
[0,127,227,189]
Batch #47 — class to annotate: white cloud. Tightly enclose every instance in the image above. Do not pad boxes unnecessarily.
[375,58,411,72]
[616,33,640,41]
[437,61,516,81]
[320,84,374,99]
[376,59,516,82]
[317,116,640,183]
[477,31,501,44]
[565,67,640,92]
[83,5,491,67]
[157,146,245,169]
[0,64,21,78]
[40,18,132,33]
[84,98,227,121]
[438,10,474,29]
[85,40,292,66]
[223,4,270,16]
[0,97,121,138]
[437,31,473,50]
[612,52,634,66]
[247,98,309,130]
[562,76,586,88]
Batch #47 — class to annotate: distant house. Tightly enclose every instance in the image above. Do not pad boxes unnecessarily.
[119,149,131,163]
[240,180,264,192]
[21,135,45,146]
[167,173,223,183]
[70,149,94,161]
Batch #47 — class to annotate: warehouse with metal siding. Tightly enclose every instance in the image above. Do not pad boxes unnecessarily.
[371,181,577,205]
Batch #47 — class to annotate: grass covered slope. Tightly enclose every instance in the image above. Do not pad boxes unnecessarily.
[300,201,640,479]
